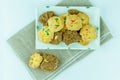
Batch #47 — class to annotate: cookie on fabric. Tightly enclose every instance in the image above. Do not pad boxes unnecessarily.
[29,52,43,69]
[40,54,59,72]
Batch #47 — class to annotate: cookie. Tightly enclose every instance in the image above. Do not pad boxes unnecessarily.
[66,15,82,31]
[40,54,59,72]
[48,16,64,32]
[80,24,97,42]
[37,26,54,43]
[29,52,43,69]
[63,30,80,45]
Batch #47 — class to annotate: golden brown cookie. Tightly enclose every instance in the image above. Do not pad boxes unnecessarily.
[37,26,54,43]
[40,54,59,72]
[66,15,82,31]
[29,52,43,69]
[79,24,97,46]
[48,16,64,32]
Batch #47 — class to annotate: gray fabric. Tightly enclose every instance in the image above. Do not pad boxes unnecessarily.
[7,0,113,80]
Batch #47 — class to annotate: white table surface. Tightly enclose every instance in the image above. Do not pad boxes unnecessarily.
[1,0,120,80]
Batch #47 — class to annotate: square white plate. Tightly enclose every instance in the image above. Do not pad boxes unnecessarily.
[36,6,100,49]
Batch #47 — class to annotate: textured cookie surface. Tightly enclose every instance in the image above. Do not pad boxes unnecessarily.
[37,26,54,43]
[66,15,82,31]
[29,52,43,69]
[48,16,64,32]
[40,54,59,72]
[63,30,80,45]
[79,24,97,46]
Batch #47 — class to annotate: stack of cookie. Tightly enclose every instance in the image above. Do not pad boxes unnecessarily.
[38,9,97,46]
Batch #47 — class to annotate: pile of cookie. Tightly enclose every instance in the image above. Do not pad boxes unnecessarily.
[28,52,59,72]
[37,9,97,46]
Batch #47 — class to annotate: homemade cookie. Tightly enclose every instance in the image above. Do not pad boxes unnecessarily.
[80,24,97,42]
[29,52,43,69]
[63,30,80,45]
[40,54,59,72]
[48,16,64,32]
[37,26,54,43]
[66,15,82,31]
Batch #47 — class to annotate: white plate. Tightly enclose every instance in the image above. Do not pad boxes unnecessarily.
[36,6,100,49]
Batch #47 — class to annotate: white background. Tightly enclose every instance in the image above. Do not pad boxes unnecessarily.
[1,0,120,80]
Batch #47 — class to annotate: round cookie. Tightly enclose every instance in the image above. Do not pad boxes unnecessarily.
[80,24,97,42]
[37,26,54,43]
[29,52,43,69]
[66,15,82,31]
[40,54,59,72]
[63,30,80,45]
[78,12,89,25]
[39,11,56,26]
[48,16,64,32]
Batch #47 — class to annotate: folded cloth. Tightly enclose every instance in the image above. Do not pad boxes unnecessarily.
[7,0,113,80]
